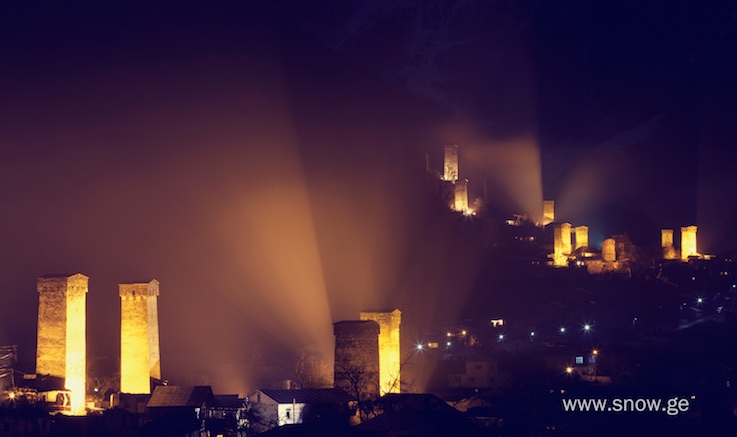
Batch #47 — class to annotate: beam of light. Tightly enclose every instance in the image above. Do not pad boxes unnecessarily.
[462,133,543,222]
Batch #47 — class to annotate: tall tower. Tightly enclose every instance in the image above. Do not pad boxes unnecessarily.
[333,321,380,400]
[553,223,570,267]
[360,309,401,395]
[602,238,616,262]
[443,144,459,182]
[119,280,161,394]
[542,200,555,226]
[36,273,88,416]
[453,179,469,213]
[574,226,589,250]
[681,226,698,260]
[661,229,676,260]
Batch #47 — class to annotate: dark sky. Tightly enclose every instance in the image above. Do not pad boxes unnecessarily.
[1,1,735,394]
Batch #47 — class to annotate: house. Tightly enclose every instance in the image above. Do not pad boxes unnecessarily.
[247,388,355,430]
[355,393,482,437]
[146,385,215,420]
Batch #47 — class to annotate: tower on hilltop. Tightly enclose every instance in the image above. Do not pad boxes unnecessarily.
[543,200,555,226]
[120,280,161,394]
[443,144,459,182]
[681,226,698,260]
[36,273,88,416]
[661,229,676,260]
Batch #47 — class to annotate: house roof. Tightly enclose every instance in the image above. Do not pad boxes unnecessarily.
[147,385,215,408]
[255,388,354,404]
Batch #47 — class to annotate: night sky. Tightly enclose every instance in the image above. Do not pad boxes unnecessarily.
[1,1,735,394]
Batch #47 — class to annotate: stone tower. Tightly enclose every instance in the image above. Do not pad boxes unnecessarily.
[333,320,380,400]
[574,226,589,250]
[661,229,676,260]
[681,226,698,260]
[453,179,469,213]
[553,222,572,266]
[542,200,555,226]
[36,273,88,416]
[602,238,616,262]
[443,144,459,182]
[360,309,401,395]
[119,280,161,394]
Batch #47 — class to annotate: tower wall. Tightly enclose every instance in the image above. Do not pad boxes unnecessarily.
[36,274,88,416]
[120,280,160,394]
[453,179,469,213]
[443,144,459,182]
[661,229,676,260]
[681,226,698,260]
[553,223,570,266]
[602,238,616,262]
[333,321,380,399]
[574,226,589,250]
[543,200,555,226]
[360,309,401,395]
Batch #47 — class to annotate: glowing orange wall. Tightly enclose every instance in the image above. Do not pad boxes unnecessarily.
[574,226,588,250]
[543,200,554,226]
[453,179,469,213]
[661,229,676,260]
[602,238,616,262]
[36,274,88,416]
[360,309,401,394]
[119,280,160,394]
[443,144,459,182]
[681,226,698,260]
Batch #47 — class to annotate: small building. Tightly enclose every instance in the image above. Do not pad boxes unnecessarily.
[247,388,355,429]
[146,385,215,419]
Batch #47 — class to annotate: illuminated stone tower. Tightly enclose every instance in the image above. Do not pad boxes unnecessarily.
[602,238,616,262]
[681,225,698,260]
[333,321,380,399]
[574,226,589,250]
[543,200,555,226]
[443,144,459,182]
[36,274,88,416]
[453,179,469,213]
[661,229,676,260]
[553,223,572,267]
[360,309,401,395]
[119,280,161,394]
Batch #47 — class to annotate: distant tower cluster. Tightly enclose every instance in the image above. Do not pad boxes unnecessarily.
[119,280,161,394]
[333,320,380,399]
[680,226,698,260]
[661,229,676,260]
[436,144,476,215]
[360,309,401,395]
[442,144,459,182]
[542,200,555,226]
[36,274,88,416]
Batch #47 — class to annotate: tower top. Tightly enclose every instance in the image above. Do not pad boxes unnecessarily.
[119,280,160,298]
[37,273,89,293]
